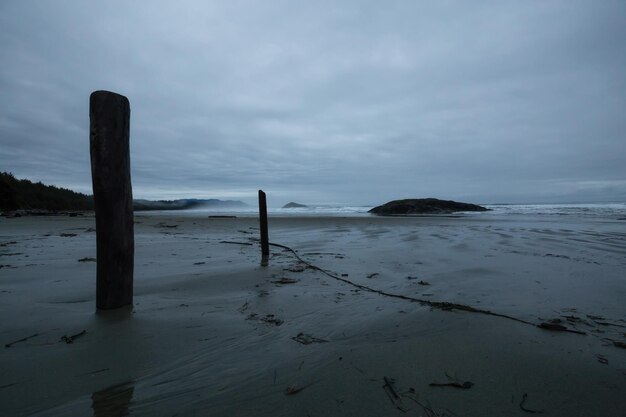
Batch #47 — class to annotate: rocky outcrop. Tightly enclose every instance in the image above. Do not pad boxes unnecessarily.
[282,202,307,208]
[369,198,489,215]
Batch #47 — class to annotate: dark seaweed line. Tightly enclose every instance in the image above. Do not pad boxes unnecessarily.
[267,242,539,328]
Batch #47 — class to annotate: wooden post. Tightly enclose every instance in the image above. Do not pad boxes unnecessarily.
[258,190,269,259]
[89,90,134,310]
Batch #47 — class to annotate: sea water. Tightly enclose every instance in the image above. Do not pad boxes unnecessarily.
[144,202,626,220]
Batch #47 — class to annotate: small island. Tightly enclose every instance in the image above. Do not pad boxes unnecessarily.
[369,198,489,215]
[282,202,308,208]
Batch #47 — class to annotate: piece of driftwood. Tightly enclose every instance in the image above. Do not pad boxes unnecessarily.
[519,393,544,414]
[246,313,284,326]
[537,322,586,335]
[292,333,328,345]
[220,241,253,246]
[429,381,473,389]
[238,300,249,313]
[402,389,459,417]
[5,333,39,348]
[61,330,87,344]
[382,377,407,412]
[285,383,311,395]
[272,277,299,285]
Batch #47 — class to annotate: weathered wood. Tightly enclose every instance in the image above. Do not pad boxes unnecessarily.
[89,90,134,310]
[258,190,269,257]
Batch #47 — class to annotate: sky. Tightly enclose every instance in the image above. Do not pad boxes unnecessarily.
[1,1,625,206]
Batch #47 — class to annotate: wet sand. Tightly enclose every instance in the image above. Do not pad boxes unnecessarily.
[1,213,625,416]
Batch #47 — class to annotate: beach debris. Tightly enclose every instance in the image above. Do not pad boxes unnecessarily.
[341,273,349,277]
[285,384,306,395]
[0,241,18,247]
[400,387,453,417]
[613,341,626,349]
[272,277,299,285]
[519,393,544,414]
[382,376,407,412]
[220,240,253,246]
[155,222,178,228]
[75,368,110,377]
[78,257,96,262]
[238,300,249,313]
[193,261,205,265]
[246,313,284,326]
[430,372,474,390]
[5,333,39,348]
[367,273,379,279]
[60,233,77,237]
[544,253,570,259]
[292,333,329,345]
[418,280,431,286]
[302,252,344,257]
[61,330,87,344]
[429,381,474,389]
[261,315,284,326]
[596,354,608,365]
[537,322,586,335]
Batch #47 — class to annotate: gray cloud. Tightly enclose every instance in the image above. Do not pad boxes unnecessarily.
[1,0,625,205]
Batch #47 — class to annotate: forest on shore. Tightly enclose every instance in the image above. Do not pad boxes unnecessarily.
[0,172,93,212]
[0,172,246,213]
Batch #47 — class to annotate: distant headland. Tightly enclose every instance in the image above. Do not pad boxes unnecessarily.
[369,198,489,215]
[0,172,246,214]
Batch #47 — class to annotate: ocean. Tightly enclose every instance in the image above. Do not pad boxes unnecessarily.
[144,202,626,220]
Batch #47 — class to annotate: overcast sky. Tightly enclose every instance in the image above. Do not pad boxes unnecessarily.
[1,1,625,206]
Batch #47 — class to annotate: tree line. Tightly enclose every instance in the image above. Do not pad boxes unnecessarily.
[0,171,93,211]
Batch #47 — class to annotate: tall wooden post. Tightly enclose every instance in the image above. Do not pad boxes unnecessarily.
[258,190,269,259]
[89,90,134,310]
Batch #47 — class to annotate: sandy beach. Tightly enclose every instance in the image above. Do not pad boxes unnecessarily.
[1,212,625,416]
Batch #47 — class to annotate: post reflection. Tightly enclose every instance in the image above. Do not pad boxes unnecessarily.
[91,381,134,417]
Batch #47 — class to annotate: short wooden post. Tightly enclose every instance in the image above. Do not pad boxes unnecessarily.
[258,190,269,258]
[89,90,134,310]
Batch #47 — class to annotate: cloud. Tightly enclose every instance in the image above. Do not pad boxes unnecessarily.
[1,0,625,204]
